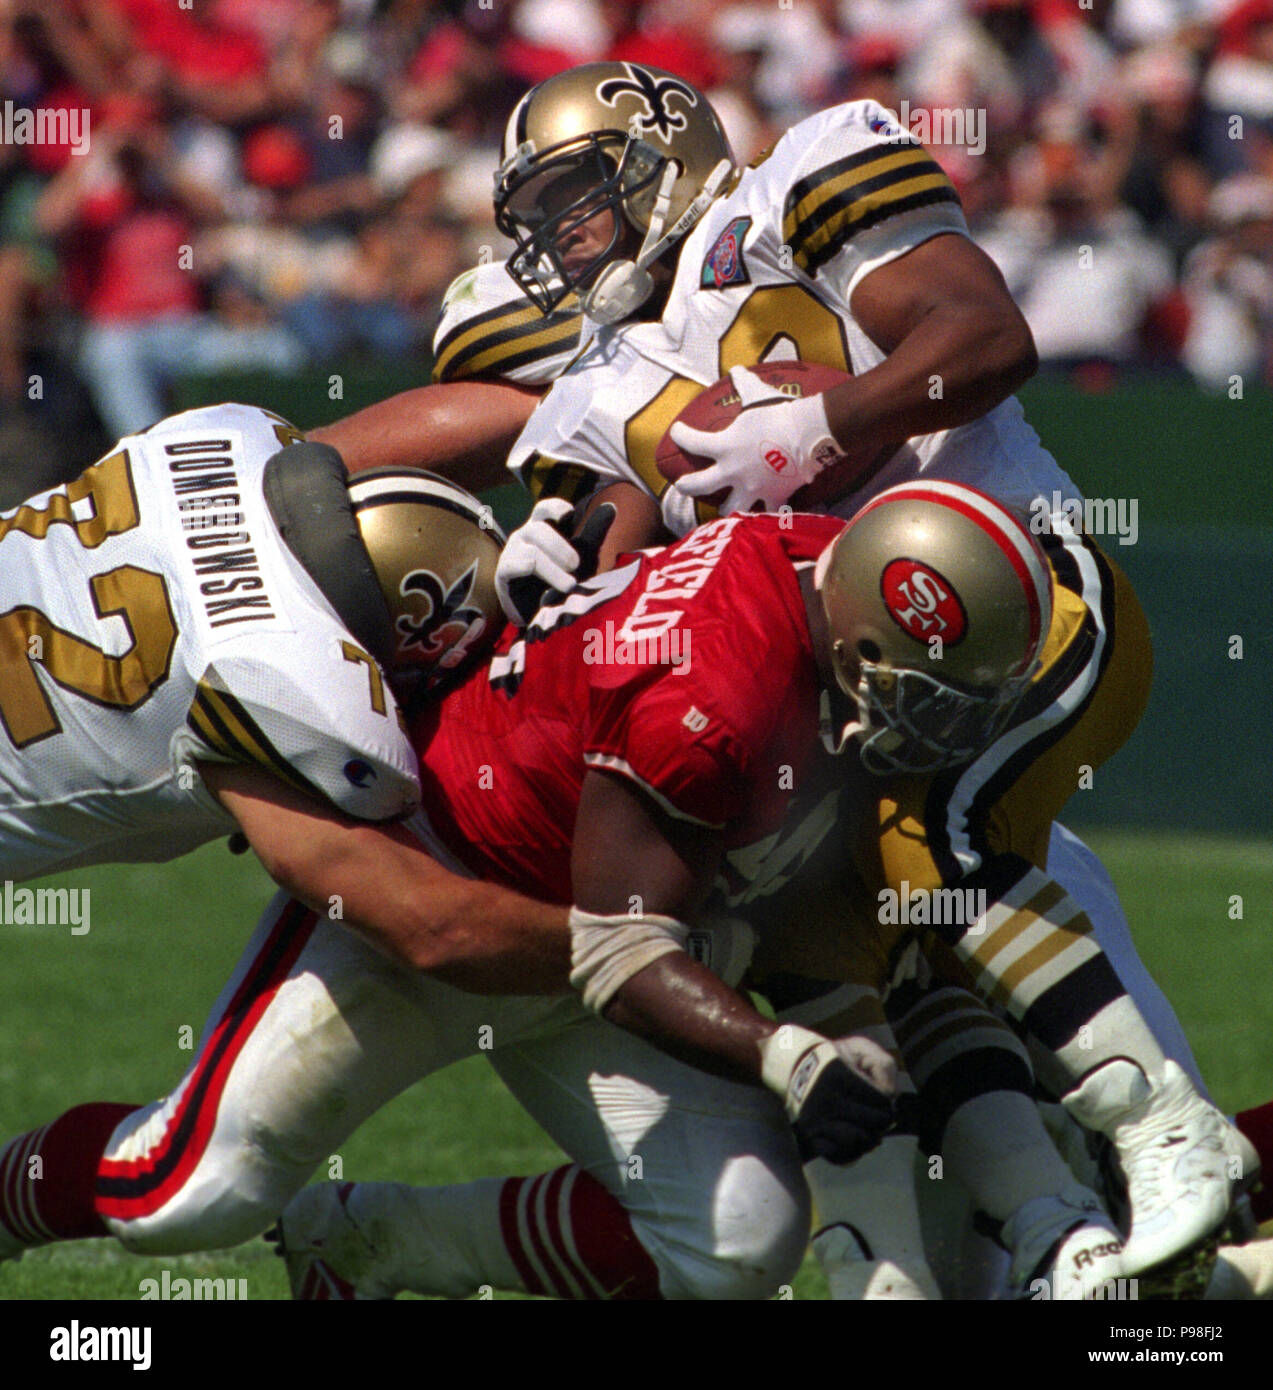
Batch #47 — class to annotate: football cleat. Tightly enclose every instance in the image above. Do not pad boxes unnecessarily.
[272,1182,393,1301]
[1002,1186,1125,1300]
[1064,1059,1247,1276]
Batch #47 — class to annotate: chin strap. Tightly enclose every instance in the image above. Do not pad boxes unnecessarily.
[583,156,734,325]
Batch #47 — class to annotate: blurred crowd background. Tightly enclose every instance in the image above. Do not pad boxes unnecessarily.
[3,0,1273,479]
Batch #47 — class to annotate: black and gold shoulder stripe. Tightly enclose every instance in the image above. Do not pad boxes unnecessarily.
[431,294,583,384]
[518,452,597,506]
[783,141,960,276]
[188,677,326,801]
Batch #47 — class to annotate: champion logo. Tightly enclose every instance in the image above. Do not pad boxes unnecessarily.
[343,758,376,788]
[880,558,967,644]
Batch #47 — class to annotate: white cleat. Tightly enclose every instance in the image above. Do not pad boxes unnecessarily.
[1003,1186,1125,1300]
[1064,1060,1244,1276]
[273,1182,392,1301]
[813,1224,939,1300]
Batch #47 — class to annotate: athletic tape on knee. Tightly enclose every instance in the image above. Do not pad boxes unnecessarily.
[569,907,689,1013]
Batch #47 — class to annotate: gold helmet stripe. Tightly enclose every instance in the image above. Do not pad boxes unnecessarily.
[348,470,502,537]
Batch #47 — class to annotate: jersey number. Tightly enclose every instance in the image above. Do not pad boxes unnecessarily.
[0,451,179,748]
[624,285,852,498]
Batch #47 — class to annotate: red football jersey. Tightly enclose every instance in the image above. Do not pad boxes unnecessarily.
[413,513,846,903]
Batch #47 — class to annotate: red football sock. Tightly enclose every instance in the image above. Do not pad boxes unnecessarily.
[0,1103,138,1245]
[499,1165,663,1299]
[1236,1101,1273,1224]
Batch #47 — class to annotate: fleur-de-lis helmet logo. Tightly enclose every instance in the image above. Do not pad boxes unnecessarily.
[396,560,488,675]
[597,63,698,144]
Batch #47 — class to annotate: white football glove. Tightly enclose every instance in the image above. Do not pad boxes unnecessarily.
[496,499,618,626]
[665,364,843,518]
[495,498,581,625]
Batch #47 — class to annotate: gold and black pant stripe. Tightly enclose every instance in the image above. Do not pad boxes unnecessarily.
[518,452,598,507]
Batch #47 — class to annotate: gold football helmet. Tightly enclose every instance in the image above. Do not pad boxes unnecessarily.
[264,444,505,699]
[814,480,1054,775]
[495,61,734,323]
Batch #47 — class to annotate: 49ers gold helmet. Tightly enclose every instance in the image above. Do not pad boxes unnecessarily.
[264,443,505,701]
[814,481,1054,775]
[495,61,734,324]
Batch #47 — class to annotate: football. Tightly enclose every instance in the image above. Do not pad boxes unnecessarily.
[655,359,896,510]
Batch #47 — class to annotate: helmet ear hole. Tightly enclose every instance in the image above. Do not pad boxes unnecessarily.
[857,639,882,663]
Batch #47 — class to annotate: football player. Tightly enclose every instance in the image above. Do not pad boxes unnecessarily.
[267,483,1256,1300]
[467,62,1261,1281]
[302,286,1261,1296]
[0,404,582,992]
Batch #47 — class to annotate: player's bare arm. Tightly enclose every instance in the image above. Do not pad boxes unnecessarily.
[310,379,541,489]
[570,768,770,1082]
[584,482,665,569]
[823,233,1038,461]
[202,760,571,995]
[570,768,895,1166]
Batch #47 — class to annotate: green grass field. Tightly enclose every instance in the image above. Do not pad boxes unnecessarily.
[0,828,1269,1300]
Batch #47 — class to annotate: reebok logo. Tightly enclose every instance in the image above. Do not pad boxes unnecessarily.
[1073,1240,1123,1268]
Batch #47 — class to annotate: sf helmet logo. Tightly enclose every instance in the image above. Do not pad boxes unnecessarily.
[397,560,488,673]
[880,558,967,643]
[597,64,698,144]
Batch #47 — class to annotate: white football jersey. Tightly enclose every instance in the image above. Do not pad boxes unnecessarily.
[500,99,1082,520]
[0,403,420,881]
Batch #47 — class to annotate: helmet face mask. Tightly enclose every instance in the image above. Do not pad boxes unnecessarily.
[839,656,1037,776]
[816,481,1055,777]
[494,62,734,321]
[496,134,662,313]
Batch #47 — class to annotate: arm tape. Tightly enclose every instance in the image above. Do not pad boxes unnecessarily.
[569,907,689,1013]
